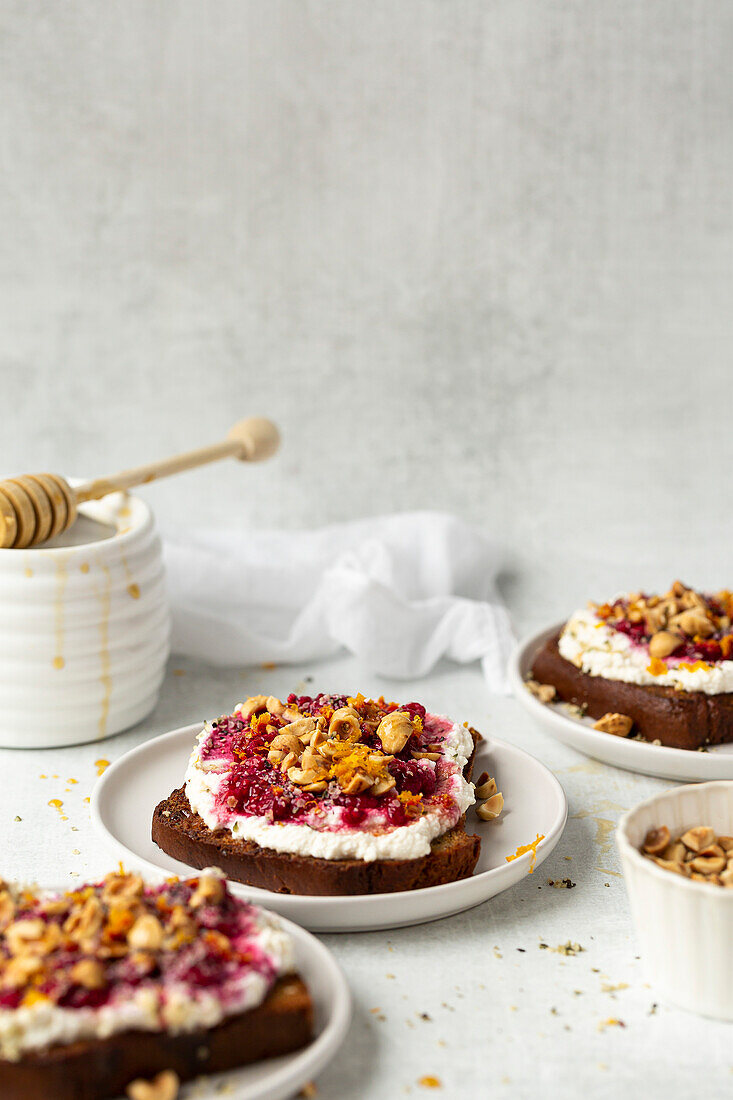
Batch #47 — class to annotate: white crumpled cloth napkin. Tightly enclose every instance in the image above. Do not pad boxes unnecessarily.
[163,512,514,692]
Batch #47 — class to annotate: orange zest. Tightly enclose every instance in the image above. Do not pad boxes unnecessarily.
[21,989,49,1006]
[249,712,273,734]
[327,742,392,788]
[397,790,425,817]
[505,833,545,872]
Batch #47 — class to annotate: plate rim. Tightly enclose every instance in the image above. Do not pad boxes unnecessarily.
[91,722,568,919]
[225,913,352,1100]
[509,622,733,781]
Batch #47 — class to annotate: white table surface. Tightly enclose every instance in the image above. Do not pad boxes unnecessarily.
[2,653,731,1100]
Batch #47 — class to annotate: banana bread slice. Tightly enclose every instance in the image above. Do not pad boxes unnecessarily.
[153,787,480,894]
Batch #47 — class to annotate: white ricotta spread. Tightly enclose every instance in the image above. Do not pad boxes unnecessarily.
[0,894,294,1062]
[559,607,733,695]
[185,716,476,862]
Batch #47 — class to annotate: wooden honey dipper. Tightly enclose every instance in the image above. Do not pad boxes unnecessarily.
[0,417,280,549]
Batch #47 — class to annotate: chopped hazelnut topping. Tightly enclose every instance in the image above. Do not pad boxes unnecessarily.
[376,711,414,754]
[204,694,473,841]
[648,631,681,659]
[340,772,374,795]
[127,913,164,951]
[2,954,43,989]
[0,891,16,931]
[278,719,317,743]
[5,919,54,959]
[269,731,304,755]
[238,696,269,720]
[594,583,733,665]
[70,958,107,990]
[328,707,362,742]
[189,872,225,909]
[371,775,397,796]
[0,869,284,1055]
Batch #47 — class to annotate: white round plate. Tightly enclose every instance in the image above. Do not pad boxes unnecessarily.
[202,916,350,1100]
[91,723,567,933]
[510,624,733,783]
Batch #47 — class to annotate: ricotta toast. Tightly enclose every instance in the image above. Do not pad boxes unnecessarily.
[153,693,481,895]
[531,582,733,750]
[0,869,312,1099]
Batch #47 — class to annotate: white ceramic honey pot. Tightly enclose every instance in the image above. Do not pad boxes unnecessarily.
[0,491,169,748]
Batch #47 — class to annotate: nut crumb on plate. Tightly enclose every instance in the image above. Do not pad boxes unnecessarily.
[593,712,634,738]
[126,1070,180,1100]
[525,679,556,704]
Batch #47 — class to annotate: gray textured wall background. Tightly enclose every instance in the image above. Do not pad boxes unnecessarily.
[1,1,732,630]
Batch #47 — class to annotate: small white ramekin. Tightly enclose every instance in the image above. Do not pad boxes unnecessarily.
[617,781,733,1020]
[0,490,169,749]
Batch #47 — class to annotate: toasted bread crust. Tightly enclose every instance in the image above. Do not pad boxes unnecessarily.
[532,632,733,750]
[152,729,482,896]
[1,975,312,1100]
